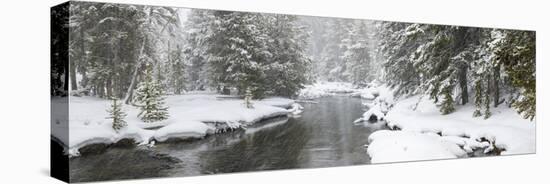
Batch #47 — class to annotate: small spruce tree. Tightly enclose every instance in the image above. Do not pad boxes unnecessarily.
[107,98,127,132]
[134,64,170,122]
[439,84,455,115]
[244,87,254,109]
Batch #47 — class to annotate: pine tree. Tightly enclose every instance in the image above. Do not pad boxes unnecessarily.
[107,98,127,132]
[166,43,187,95]
[374,19,534,121]
[67,2,181,101]
[183,9,212,91]
[319,19,349,82]
[244,87,254,109]
[204,11,270,97]
[134,64,169,122]
[495,30,536,121]
[263,14,312,97]
[439,80,455,115]
[377,22,424,95]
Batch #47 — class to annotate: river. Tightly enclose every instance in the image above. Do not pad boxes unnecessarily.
[69,96,387,182]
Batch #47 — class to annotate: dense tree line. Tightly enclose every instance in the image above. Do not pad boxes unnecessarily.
[68,2,311,100]
[184,9,312,98]
[63,2,535,120]
[376,22,535,120]
[302,17,379,86]
[51,2,69,97]
[68,2,181,104]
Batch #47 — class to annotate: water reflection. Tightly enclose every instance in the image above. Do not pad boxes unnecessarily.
[158,96,386,176]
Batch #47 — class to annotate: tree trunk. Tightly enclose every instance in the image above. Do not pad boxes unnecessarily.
[98,82,104,98]
[77,26,88,90]
[69,59,78,90]
[124,67,139,104]
[493,66,500,107]
[63,61,69,94]
[106,77,113,98]
[124,37,147,104]
[459,62,468,105]
[221,86,230,95]
[80,69,88,90]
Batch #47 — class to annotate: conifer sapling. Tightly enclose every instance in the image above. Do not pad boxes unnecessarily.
[244,87,254,109]
[107,98,127,133]
[134,64,170,122]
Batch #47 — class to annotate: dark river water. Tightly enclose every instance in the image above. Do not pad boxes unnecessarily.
[69,96,387,182]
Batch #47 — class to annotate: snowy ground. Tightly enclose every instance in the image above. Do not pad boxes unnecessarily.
[365,94,536,163]
[51,94,300,157]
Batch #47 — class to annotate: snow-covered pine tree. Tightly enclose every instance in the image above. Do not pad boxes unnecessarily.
[263,14,312,97]
[67,2,181,101]
[107,98,127,132]
[494,30,536,121]
[471,30,496,119]
[183,9,212,91]
[300,17,330,81]
[319,19,350,82]
[375,20,534,120]
[409,25,484,114]
[204,11,271,98]
[244,87,254,109]
[134,64,169,122]
[166,43,186,94]
[438,79,455,115]
[343,21,373,86]
[377,22,424,96]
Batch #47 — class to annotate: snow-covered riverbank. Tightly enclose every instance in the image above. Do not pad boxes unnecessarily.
[299,82,355,99]
[298,81,380,99]
[51,93,301,157]
[363,92,535,163]
[272,81,535,164]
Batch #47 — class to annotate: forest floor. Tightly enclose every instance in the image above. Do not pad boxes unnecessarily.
[51,92,302,157]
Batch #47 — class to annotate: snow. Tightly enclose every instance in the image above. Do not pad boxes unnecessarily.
[54,96,156,157]
[51,94,300,157]
[367,130,467,163]
[297,81,391,102]
[298,82,357,99]
[366,95,536,163]
[354,85,394,123]
[287,103,304,116]
[357,106,385,122]
[179,99,289,125]
[153,120,212,142]
[51,97,69,147]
